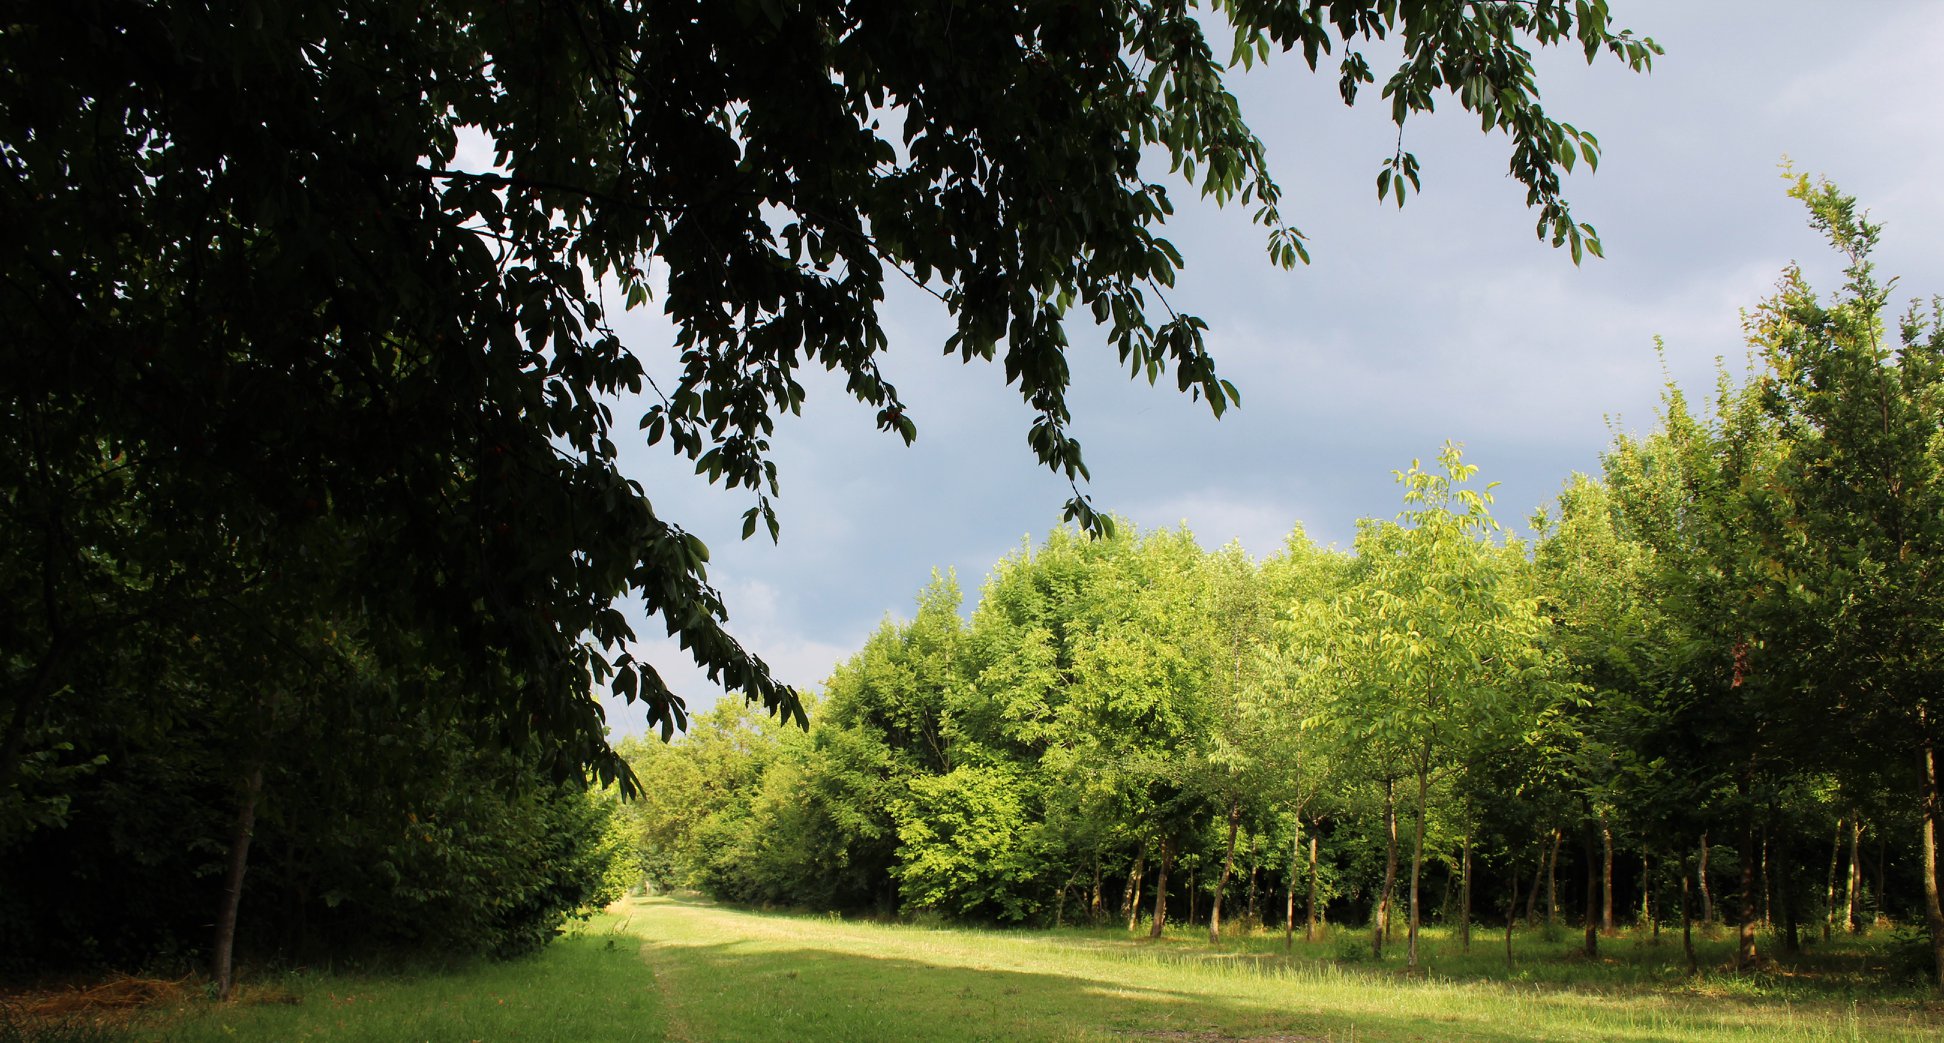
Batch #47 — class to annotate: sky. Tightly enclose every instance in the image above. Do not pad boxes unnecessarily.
[596,1,1944,736]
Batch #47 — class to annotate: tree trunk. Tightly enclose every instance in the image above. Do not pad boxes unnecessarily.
[1285,821,1299,951]
[1407,764,1428,969]
[1188,865,1199,927]
[1505,858,1520,969]
[1460,835,1472,953]
[1545,828,1561,928]
[1091,854,1103,921]
[1876,832,1887,928]
[1846,815,1863,933]
[1375,778,1397,959]
[1306,832,1319,943]
[1149,836,1174,940]
[1246,835,1259,923]
[1601,811,1614,935]
[1583,822,1599,959]
[1825,818,1842,942]
[1681,856,1698,976]
[1125,841,1147,932]
[1210,799,1241,942]
[1642,850,1654,940]
[213,762,265,1001]
[1776,828,1800,954]
[1698,832,1713,926]
[1919,734,1944,990]
[1737,813,1759,970]
[1759,822,1771,928]
[1524,838,1543,926]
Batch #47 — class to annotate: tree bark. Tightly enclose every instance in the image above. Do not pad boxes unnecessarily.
[1681,856,1698,976]
[1188,865,1198,927]
[1737,812,1759,970]
[1306,832,1319,943]
[1504,858,1520,969]
[1375,778,1397,959]
[1775,827,1800,954]
[1545,828,1561,929]
[1601,811,1614,935]
[1759,822,1771,928]
[1698,832,1713,926]
[1285,820,1299,951]
[1091,854,1103,921]
[1847,815,1863,933]
[213,762,264,1001]
[1460,835,1472,953]
[1582,822,1599,959]
[1919,735,1944,990]
[1875,832,1887,928]
[1407,764,1429,968]
[1210,798,1241,942]
[1149,836,1174,939]
[1124,840,1147,932]
[1524,838,1543,926]
[1246,834,1259,924]
[1825,818,1841,942]
[1642,849,1654,940]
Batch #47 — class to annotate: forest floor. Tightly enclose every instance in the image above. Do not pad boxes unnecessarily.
[28,895,1944,1042]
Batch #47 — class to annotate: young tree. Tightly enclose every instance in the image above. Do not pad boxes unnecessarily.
[1752,174,1944,986]
[1307,444,1562,969]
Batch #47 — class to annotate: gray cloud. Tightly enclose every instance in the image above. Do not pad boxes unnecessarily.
[600,0,1944,737]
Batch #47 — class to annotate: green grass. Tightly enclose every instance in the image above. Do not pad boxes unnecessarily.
[149,918,660,1042]
[139,898,1941,1042]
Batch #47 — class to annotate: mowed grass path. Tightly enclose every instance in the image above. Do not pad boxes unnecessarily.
[155,896,1940,1041]
[631,898,1933,1042]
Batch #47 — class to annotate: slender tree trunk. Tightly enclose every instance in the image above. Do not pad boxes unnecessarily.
[1583,822,1599,959]
[1919,734,1944,990]
[1375,778,1397,959]
[1760,822,1771,928]
[1149,836,1174,940]
[1737,812,1759,970]
[1091,854,1103,921]
[1825,818,1842,942]
[1407,764,1428,969]
[1847,815,1863,933]
[1776,827,1800,954]
[1525,838,1543,926]
[1681,856,1698,976]
[1876,832,1887,928]
[1125,841,1147,932]
[1211,799,1241,942]
[1306,832,1319,943]
[1188,865,1199,927]
[1285,821,1299,951]
[1601,811,1614,935]
[1644,850,1657,942]
[1546,828,1560,929]
[1698,832,1713,926]
[213,762,264,1001]
[1460,835,1472,953]
[1247,835,1259,923]
[1505,858,1520,969]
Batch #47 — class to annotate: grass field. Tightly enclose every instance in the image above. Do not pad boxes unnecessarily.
[94,897,1944,1041]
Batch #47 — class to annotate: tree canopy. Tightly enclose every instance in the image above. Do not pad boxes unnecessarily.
[1,0,1659,803]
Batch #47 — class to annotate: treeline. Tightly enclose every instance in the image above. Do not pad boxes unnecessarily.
[618,177,1944,982]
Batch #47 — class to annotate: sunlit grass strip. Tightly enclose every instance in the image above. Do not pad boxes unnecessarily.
[632,898,1935,1042]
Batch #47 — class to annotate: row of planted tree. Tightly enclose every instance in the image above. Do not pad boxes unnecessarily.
[616,177,1944,984]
